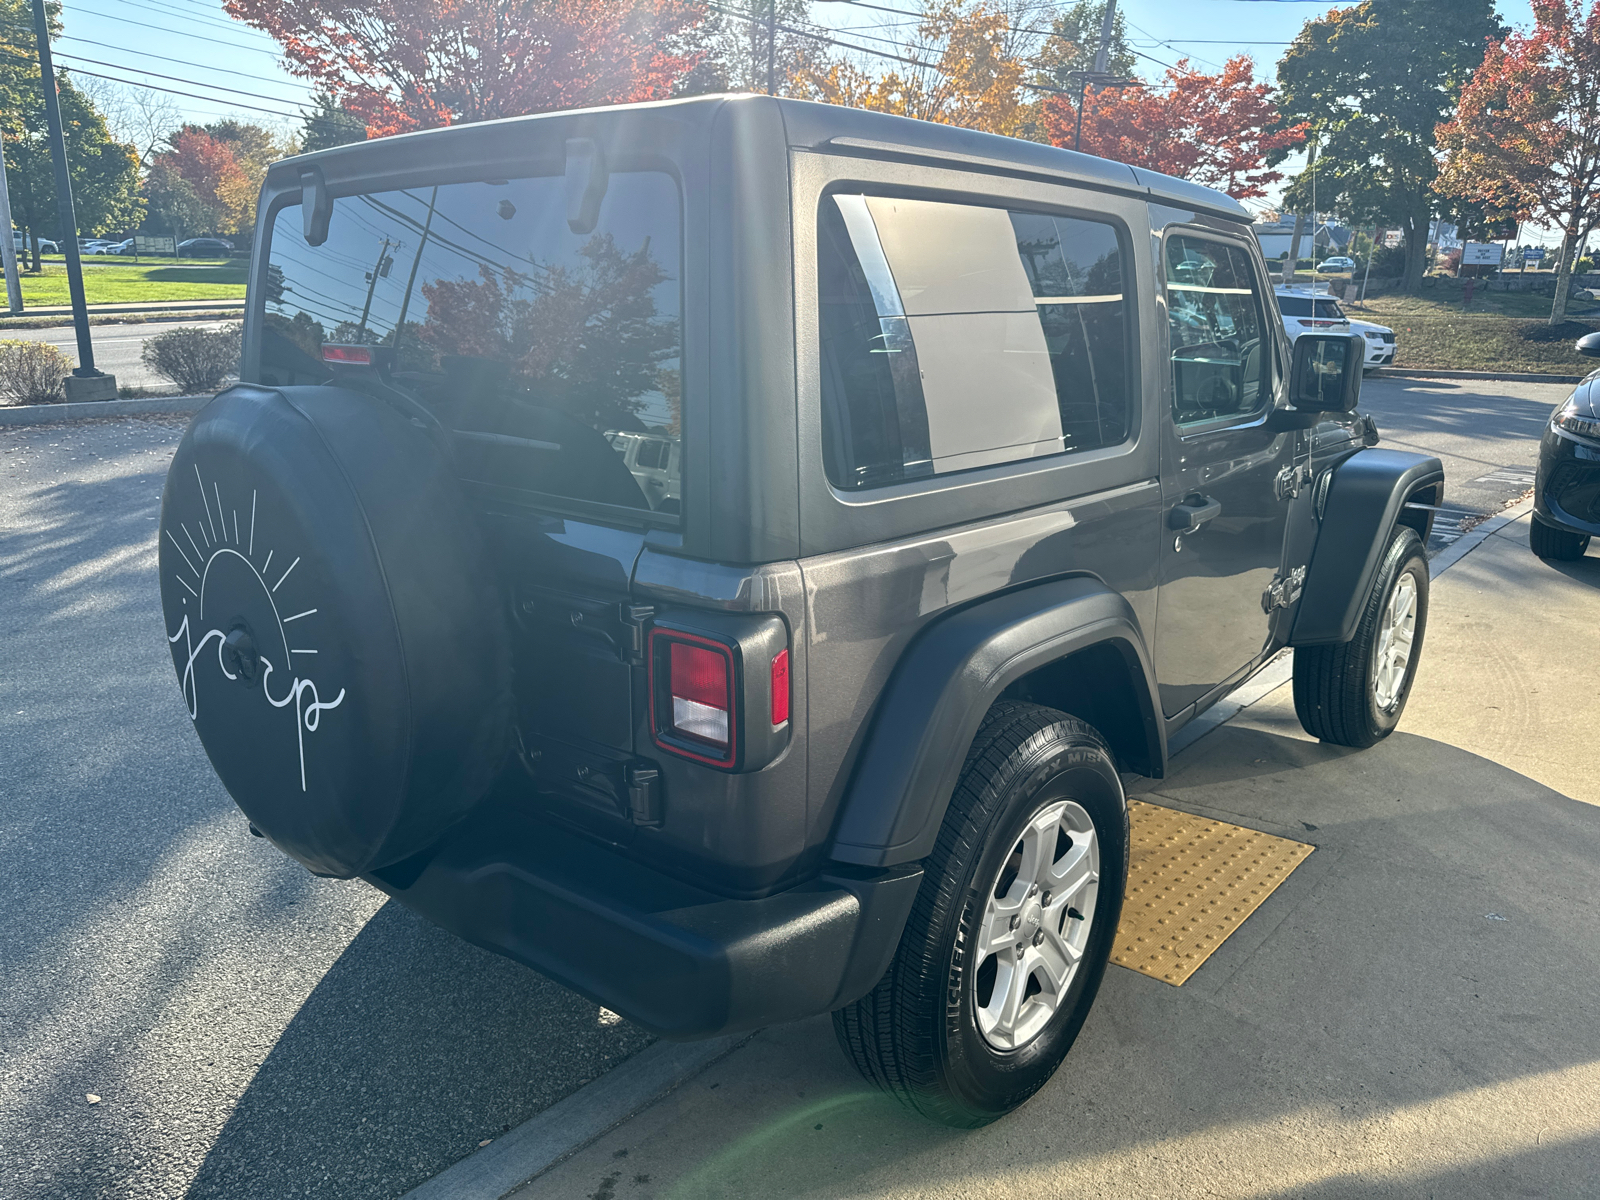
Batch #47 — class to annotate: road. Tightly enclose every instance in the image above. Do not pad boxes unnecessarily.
[1360,374,1563,552]
[3,320,234,391]
[0,417,652,1200]
[0,375,1577,1200]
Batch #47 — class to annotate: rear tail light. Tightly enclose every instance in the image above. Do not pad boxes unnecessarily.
[669,640,730,746]
[321,344,373,364]
[770,649,790,726]
[647,617,792,771]
[650,629,738,766]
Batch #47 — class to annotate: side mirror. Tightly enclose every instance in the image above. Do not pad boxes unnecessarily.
[1576,331,1600,357]
[1289,332,1363,413]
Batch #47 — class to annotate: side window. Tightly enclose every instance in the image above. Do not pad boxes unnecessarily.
[1165,235,1269,427]
[818,193,1133,491]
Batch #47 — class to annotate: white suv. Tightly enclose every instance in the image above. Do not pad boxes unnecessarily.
[1274,285,1395,372]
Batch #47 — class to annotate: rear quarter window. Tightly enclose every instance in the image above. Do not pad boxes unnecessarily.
[817,192,1133,492]
[259,171,683,521]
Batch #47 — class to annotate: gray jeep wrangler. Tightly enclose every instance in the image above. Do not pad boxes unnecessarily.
[158,95,1443,1127]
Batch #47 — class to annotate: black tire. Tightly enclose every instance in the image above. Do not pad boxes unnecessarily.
[1530,514,1590,561]
[158,384,513,879]
[1293,524,1428,748]
[833,702,1128,1127]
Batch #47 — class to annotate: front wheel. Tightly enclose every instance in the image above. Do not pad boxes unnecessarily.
[1529,514,1590,561]
[833,703,1127,1127]
[1293,524,1429,748]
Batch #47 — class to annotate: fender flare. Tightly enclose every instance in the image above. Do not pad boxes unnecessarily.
[828,576,1162,869]
[1290,448,1444,647]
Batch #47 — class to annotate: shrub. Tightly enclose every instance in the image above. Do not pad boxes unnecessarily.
[0,339,73,405]
[141,322,241,394]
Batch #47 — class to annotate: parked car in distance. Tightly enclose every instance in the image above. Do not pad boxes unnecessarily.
[157,95,1447,1130]
[103,239,136,255]
[1318,256,1357,273]
[607,429,681,514]
[83,239,125,254]
[1530,333,1600,559]
[177,237,235,257]
[10,230,60,254]
[1274,286,1395,371]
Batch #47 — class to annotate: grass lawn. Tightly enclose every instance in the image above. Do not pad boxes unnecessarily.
[18,260,247,306]
[1342,276,1600,374]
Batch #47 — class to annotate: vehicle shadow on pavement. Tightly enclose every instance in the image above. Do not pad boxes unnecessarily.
[1542,549,1600,585]
[0,432,653,1200]
[535,703,1600,1199]
[183,900,653,1200]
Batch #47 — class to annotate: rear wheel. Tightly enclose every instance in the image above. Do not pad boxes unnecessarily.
[833,702,1127,1127]
[1530,514,1590,561]
[1293,524,1428,748]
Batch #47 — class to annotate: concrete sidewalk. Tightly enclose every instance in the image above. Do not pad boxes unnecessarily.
[529,519,1600,1199]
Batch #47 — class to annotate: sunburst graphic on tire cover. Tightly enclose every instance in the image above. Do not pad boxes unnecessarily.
[164,463,345,792]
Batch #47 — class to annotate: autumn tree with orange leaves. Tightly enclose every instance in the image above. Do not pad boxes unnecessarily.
[222,0,708,137]
[793,0,1029,137]
[1437,0,1600,323]
[1042,56,1305,201]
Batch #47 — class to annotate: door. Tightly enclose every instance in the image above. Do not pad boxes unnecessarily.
[1154,232,1293,717]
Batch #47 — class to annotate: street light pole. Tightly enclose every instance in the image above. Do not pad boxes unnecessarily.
[30,0,114,398]
[0,139,22,315]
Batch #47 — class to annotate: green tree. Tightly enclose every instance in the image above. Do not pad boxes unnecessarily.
[1029,0,1136,90]
[674,0,829,96]
[1276,0,1502,292]
[299,93,367,153]
[0,0,141,267]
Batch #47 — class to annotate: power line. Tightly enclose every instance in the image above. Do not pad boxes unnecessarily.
[115,0,282,43]
[46,4,287,57]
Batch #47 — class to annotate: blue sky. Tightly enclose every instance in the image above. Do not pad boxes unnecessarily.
[52,0,1552,234]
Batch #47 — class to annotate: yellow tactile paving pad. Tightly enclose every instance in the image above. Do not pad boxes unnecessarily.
[1113,798,1314,986]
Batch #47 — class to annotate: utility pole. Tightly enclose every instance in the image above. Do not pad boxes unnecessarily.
[356,236,393,338]
[1093,0,1118,74]
[766,0,777,96]
[0,139,22,315]
[31,0,115,399]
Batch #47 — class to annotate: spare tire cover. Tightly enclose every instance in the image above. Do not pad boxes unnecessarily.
[158,384,513,878]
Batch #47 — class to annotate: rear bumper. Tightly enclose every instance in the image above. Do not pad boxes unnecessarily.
[365,799,922,1039]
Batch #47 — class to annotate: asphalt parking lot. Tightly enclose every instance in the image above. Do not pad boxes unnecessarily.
[0,418,650,1200]
[0,374,1588,1199]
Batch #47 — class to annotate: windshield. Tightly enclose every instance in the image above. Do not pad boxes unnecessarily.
[258,171,683,520]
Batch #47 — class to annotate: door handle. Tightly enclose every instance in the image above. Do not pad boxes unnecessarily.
[1169,494,1222,533]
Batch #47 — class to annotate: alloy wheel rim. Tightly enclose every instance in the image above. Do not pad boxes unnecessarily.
[972,798,1100,1051]
[1373,570,1418,711]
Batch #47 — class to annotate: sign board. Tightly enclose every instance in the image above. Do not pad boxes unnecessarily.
[1522,246,1546,261]
[1383,230,1404,248]
[1462,242,1503,266]
[134,235,176,255]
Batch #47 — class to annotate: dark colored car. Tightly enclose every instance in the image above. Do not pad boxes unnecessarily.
[1531,334,1600,559]
[177,237,234,257]
[155,96,1444,1128]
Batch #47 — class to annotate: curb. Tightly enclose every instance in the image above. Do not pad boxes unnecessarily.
[2,300,246,318]
[398,1035,750,1200]
[0,394,210,426]
[1372,368,1586,384]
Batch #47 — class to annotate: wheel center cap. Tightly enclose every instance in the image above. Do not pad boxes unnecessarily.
[1022,900,1043,937]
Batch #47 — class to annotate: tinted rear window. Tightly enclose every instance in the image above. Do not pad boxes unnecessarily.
[818,193,1132,491]
[260,172,683,520]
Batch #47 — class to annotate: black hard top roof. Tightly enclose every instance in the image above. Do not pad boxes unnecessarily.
[271,93,1251,224]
